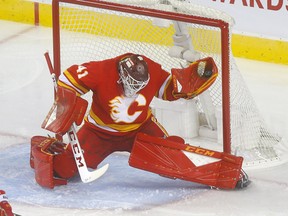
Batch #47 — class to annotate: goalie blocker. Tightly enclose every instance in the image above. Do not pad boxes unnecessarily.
[30,86,88,188]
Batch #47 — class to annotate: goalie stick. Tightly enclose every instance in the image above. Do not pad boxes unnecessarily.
[44,52,109,183]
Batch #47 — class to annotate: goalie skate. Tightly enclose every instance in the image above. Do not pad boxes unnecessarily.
[235,169,251,189]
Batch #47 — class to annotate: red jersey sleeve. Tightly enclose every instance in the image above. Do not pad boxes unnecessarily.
[142,56,177,101]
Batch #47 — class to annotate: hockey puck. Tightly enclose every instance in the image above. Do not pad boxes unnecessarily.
[203,70,212,78]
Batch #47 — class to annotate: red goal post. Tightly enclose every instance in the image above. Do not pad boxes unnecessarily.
[50,0,287,168]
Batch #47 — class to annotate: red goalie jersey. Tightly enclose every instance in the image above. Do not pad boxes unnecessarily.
[58,53,176,134]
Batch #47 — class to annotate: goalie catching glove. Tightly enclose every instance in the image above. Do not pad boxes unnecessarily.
[172,57,218,99]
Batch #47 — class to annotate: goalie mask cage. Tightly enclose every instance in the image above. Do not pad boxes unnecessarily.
[51,0,288,168]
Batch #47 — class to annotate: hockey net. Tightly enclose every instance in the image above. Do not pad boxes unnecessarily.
[51,0,288,168]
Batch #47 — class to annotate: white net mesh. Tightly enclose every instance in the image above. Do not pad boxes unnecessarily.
[54,0,288,168]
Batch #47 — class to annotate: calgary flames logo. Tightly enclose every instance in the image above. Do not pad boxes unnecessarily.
[109,94,146,123]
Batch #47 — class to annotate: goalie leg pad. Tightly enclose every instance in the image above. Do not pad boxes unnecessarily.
[30,136,68,189]
[129,133,243,189]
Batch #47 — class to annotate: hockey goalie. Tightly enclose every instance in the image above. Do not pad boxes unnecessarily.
[30,53,250,189]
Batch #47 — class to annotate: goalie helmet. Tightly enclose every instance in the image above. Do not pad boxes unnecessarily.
[118,54,150,97]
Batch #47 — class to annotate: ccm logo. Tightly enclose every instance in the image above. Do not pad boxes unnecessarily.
[68,131,84,168]
[185,146,215,157]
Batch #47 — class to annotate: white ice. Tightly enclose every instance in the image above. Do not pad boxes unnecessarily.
[1,20,288,216]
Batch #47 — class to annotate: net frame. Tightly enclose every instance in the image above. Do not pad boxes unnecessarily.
[50,0,288,168]
[52,0,232,153]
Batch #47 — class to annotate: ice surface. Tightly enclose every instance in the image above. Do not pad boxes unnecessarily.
[1,20,288,216]
[0,144,206,209]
